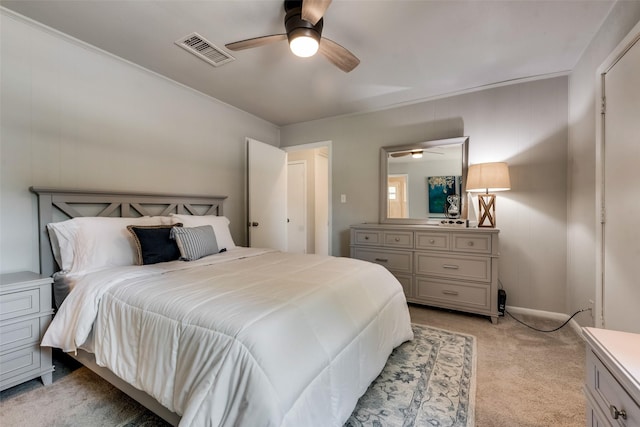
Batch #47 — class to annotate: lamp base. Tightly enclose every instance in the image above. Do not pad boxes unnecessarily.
[477,193,496,228]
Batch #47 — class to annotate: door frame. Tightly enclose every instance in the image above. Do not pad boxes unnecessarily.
[594,20,640,328]
[283,140,332,255]
[287,160,308,253]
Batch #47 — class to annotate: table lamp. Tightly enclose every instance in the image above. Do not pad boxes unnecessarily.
[465,162,511,227]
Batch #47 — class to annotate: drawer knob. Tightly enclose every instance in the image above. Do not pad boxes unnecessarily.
[467,241,474,246]
[374,258,389,263]
[442,264,460,270]
[364,236,369,240]
[442,290,459,296]
[394,237,400,242]
[429,239,435,244]
[609,405,627,420]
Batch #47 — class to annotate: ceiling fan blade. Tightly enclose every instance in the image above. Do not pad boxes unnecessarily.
[390,152,410,158]
[301,0,332,25]
[225,34,287,51]
[319,38,360,72]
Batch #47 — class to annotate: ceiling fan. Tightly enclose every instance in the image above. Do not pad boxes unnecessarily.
[225,0,360,73]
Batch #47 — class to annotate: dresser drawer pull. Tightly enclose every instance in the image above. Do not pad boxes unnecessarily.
[467,241,474,246]
[394,238,400,242]
[374,258,389,263]
[442,290,459,296]
[442,264,460,270]
[609,405,627,420]
[364,236,369,240]
[429,239,435,244]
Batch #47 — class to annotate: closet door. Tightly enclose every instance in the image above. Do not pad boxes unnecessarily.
[602,33,640,333]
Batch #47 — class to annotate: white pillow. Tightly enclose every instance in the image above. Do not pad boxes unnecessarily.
[169,214,236,250]
[47,216,175,273]
[47,218,79,271]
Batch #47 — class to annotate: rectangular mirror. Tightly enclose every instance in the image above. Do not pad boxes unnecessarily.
[380,136,469,224]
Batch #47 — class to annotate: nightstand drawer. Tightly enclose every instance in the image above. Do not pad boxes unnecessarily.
[0,345,41,382]
[0,318,40,352]
[352,230,383,246]
[452,233,492,254]
[415,253,491,282]
[415,232,449,250]
[383,231,413,248]
[0,289,40,322]
[414,277,490,310]
[586,349,640,426]
[352,248,412,273]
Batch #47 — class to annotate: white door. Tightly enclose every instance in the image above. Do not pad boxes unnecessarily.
[247,138,287,251]
[602,33,640,333]
[287,161,307,253]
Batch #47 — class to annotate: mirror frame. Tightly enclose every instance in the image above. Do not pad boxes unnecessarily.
[379,136,469,224]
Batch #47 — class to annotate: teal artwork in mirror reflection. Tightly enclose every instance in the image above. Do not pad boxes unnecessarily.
[427,176,461,216]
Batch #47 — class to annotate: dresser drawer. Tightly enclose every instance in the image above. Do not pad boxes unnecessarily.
[0,318,41,353]
[452,233,492,254]
[352,230,383,246]
[415,253,491,282]
[0,289,40,322]
[586,349,640,426]
[393,273,413,298]
[414,277,490,310]
[415,232,449,250]
[352,248,412,273]
[0,344,41,382]
[383,231,413,249]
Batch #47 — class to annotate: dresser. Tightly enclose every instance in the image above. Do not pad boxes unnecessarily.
[350,224,500,323]
[583,327,640,427]
[0,272,54,391]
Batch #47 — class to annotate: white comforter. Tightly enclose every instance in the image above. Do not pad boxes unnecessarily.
[42,248,413,427]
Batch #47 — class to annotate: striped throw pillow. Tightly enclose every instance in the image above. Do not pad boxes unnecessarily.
[170,225,219,261]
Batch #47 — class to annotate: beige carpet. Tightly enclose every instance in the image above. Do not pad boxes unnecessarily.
[1,304,585,426]
[410,305,586,427]
[0,366,168,426]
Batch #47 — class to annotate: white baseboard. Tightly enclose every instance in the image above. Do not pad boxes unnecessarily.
[505,306,586,340]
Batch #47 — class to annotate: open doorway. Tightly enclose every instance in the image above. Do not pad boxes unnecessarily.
[285,142,331,255]
[387,174,409,218]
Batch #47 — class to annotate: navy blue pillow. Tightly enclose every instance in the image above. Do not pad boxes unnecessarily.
[127,224,183,265]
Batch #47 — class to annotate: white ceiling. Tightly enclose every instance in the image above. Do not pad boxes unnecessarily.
[1,0,615,126]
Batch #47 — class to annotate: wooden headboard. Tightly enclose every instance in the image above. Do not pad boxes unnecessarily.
[30,187,227,277]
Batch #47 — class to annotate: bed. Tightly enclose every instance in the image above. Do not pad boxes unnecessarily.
[31,187,413,427]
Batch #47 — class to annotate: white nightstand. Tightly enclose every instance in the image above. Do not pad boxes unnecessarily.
[0,272,54,391]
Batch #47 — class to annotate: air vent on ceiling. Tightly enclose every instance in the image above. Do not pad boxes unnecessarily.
[175,32,235,67]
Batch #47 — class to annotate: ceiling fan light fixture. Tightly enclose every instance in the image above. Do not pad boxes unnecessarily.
[289,32,319,57]
[411,151,423,159]
[285,3,323,58]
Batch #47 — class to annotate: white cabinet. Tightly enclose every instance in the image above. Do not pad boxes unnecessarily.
[350,224,499,323]
[583,327,640,427]
[0,272,54,391]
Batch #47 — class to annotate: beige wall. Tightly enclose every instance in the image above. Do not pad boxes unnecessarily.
[566,1,640,326]
[281,77,569,313]
[0,10,279,273]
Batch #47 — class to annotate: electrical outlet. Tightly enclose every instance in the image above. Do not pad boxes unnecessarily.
[588,299,594,318]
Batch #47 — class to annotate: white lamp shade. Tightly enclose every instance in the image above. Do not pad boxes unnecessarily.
[466,162,511,192]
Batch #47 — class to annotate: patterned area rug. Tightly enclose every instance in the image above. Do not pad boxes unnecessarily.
[345,324,476,427]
